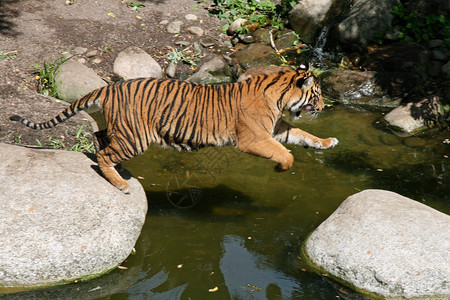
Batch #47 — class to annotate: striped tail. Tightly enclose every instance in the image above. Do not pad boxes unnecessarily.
[9,89,101,130]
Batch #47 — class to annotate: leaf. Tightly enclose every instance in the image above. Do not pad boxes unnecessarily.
[208,286,219,292]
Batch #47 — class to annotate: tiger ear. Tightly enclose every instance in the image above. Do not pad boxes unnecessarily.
[296,63,310,72]
[297,76,314,90]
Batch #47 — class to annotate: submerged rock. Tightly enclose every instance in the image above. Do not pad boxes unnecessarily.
[0,143,147,287]
[304,189,450,299]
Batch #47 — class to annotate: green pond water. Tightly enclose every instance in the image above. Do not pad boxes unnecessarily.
[6,105,449,300]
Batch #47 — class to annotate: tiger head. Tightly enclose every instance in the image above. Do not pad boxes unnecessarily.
[285,63,324,121]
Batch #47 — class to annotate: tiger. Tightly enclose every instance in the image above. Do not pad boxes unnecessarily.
[10,63,338,194]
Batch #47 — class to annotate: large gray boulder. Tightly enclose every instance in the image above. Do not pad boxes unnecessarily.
[56,60,107,103]
[333,0,399,49]
[288,0,347,44]
[0,143,147,287]
[304,189,450,299]
[114,46,162,80]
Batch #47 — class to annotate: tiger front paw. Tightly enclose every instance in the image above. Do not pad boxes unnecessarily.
[323,137,339,149]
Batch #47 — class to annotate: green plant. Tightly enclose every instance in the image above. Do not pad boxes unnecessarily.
[14,134,22,144]
[390,3,450,47]
[166,48,203,66]
[31,57,67,98]
[212,0,297,35]
[126,1,145,12]
[49,136,65,150]
[0,50,17,60]
[70,124,95,153]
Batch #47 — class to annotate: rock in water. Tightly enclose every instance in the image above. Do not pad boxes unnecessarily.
[304,189,450,299]
[0,143,147,287]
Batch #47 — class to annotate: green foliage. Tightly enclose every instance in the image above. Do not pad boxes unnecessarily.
[47,125,95,153]
[212,0,298,35]
[166,48,203,66]
[31,57,67,98]
[391,3,450,47]
[126,1,145,12]
[0,51,17,60]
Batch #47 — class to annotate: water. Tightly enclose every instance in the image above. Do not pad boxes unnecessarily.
[5,105,449,299]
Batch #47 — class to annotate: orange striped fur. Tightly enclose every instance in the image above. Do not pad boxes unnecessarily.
[11,65,338,193]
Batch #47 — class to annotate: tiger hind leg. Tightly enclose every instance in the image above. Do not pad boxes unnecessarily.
[93,129,110,152]
[96,139,136,194]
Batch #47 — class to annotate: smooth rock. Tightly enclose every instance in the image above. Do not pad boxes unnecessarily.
[227,18,248,36]
[304,189,450,299]
[289,0,346,44]
[167,20,183,34]
[187,26,204,36]
[319,69,410,107]
[185,14,198,21]
[384,96,444,134]
[72,46,87,55]
[442,61,450,80]
[231,43,282,70]
[56,60,107,102]
[85,50,98,58]
[166,62,177,78]
[0,143,147,287]
[113,46,162,80]
[334,0,399,49]
[187,56,232,84]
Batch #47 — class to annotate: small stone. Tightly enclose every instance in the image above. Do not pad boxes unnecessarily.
[114,46,162,80]
[193,42,202,53]
[199,37,215,48]
[85,50,98,58]
[431,49,448,61]
[175,41,191,47]
[428,39,444,48]
[159,20,169,25]
[227,18,248,36]
[72,46,87,55]
[185,14,198,21]
[166,62,177,78]
[187,26,204,36]
[91,57,103,64]
[167,21,183,34]
[77,57,86,64]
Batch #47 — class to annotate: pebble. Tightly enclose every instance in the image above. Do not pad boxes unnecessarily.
[85,50,98,58]
[167,21,184,34]
[159,20,169,25]
[166,62,177,78]
[200,37,215,48]
[185,14,198,21]
[187,26,204,36]
[91,57,103,64]
[72,46,87,55]
[175,41,191,47]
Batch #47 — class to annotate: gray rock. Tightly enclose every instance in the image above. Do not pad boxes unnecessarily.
[289,0,349,45]
[384,96,444,134]
[335,0,399,49]
[442,61,450,80]
[185,14,198,21]
[187,26,204,36]
[227,18,247,36]
[85,49,98,58]
[289,0,335,44]
[72,46,87,55]
[319,69,409,107]
[231,43,282,70]
[431,49,448,61]
[56,60,107,102]
[0,143,147,287]
[187,56,232,84]
[166,62,177,78]
[167,20,183,34]
[113,46,162,80]
[304,189,450,299]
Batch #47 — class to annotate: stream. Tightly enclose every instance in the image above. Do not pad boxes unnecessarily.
[97,105,449,299]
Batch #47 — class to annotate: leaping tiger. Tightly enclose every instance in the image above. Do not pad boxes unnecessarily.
[10,64,338,194]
